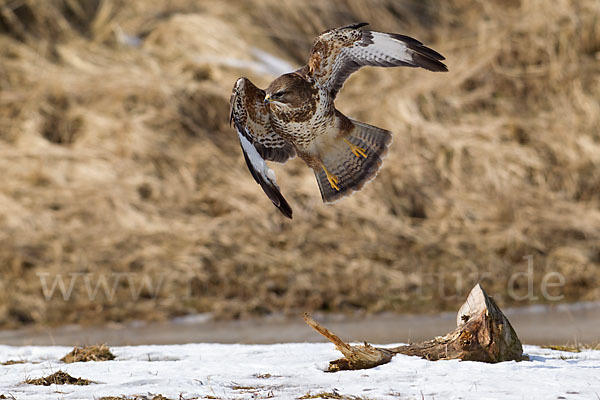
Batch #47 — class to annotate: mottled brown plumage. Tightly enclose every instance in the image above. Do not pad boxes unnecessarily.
[229,23,447,218]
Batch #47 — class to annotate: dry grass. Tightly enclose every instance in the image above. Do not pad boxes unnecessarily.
[542,345,582,353]
[0,360,26,365]
[0,0,599,328]
[299,391,369,400]
[99,396,171,400]
[61,344,115,363]
[255,373,273,379]
[542,342,600,353]
[24,370,94,385]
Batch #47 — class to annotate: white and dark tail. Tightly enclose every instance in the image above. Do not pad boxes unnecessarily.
[315,119,392,203]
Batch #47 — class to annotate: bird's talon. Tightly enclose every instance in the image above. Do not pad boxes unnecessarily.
[322,165,340,191]
[328,175,340,191]
[353,147,367,158]
[344,138,367,158]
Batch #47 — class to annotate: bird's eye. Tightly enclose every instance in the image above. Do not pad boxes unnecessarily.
[274,90,285,98]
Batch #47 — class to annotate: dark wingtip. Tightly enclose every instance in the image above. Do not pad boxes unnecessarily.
[261,179,293,219]
[415,45,446,61]
[344,22,369,30]
[276,197,293,219]
[241,143,293,219]
[412,53,448,72]
[389,33,446,61]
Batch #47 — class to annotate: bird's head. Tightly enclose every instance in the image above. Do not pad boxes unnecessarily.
[265,73,315,109]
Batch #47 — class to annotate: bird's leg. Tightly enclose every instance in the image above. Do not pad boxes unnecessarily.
[343,138,367,158]
[321,163,340,191]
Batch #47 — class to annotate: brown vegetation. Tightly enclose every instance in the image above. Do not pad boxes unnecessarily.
[61,344,115,363]
[99,396,170,400]
[542,343,600,353]
[24,370,94,385]
[0,360,26,365]
[0,0,599,328]
[299,392,367,400]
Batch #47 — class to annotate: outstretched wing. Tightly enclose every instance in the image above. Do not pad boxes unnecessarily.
[306,22,447,98]
[229,77,295,219]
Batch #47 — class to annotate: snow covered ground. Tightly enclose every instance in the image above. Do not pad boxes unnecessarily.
[0,343,598,399]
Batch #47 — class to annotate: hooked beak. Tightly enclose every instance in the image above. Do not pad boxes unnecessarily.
[264,94,272,105]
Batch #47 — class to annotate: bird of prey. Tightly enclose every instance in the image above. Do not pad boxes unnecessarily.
[229,22,447,219]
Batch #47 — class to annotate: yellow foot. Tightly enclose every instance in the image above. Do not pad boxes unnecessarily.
[322,164,340,191]
[344,138,367,158]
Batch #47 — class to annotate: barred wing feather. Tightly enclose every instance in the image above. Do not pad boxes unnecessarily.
[307,23,447,98]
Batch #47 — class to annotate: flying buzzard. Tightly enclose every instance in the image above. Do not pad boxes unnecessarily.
[229,23,447,219]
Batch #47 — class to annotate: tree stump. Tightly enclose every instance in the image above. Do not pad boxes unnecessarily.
[304,284,525,372]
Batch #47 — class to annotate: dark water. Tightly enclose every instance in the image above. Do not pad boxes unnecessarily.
[1,302,598,346]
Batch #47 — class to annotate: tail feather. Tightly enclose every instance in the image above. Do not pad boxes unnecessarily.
[315,119,392,203]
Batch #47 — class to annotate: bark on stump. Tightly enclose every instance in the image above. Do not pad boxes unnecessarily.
[304,284,525,372]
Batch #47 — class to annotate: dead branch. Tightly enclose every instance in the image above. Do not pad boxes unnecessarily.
[305,284,525,371]
[304,313,392,371]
